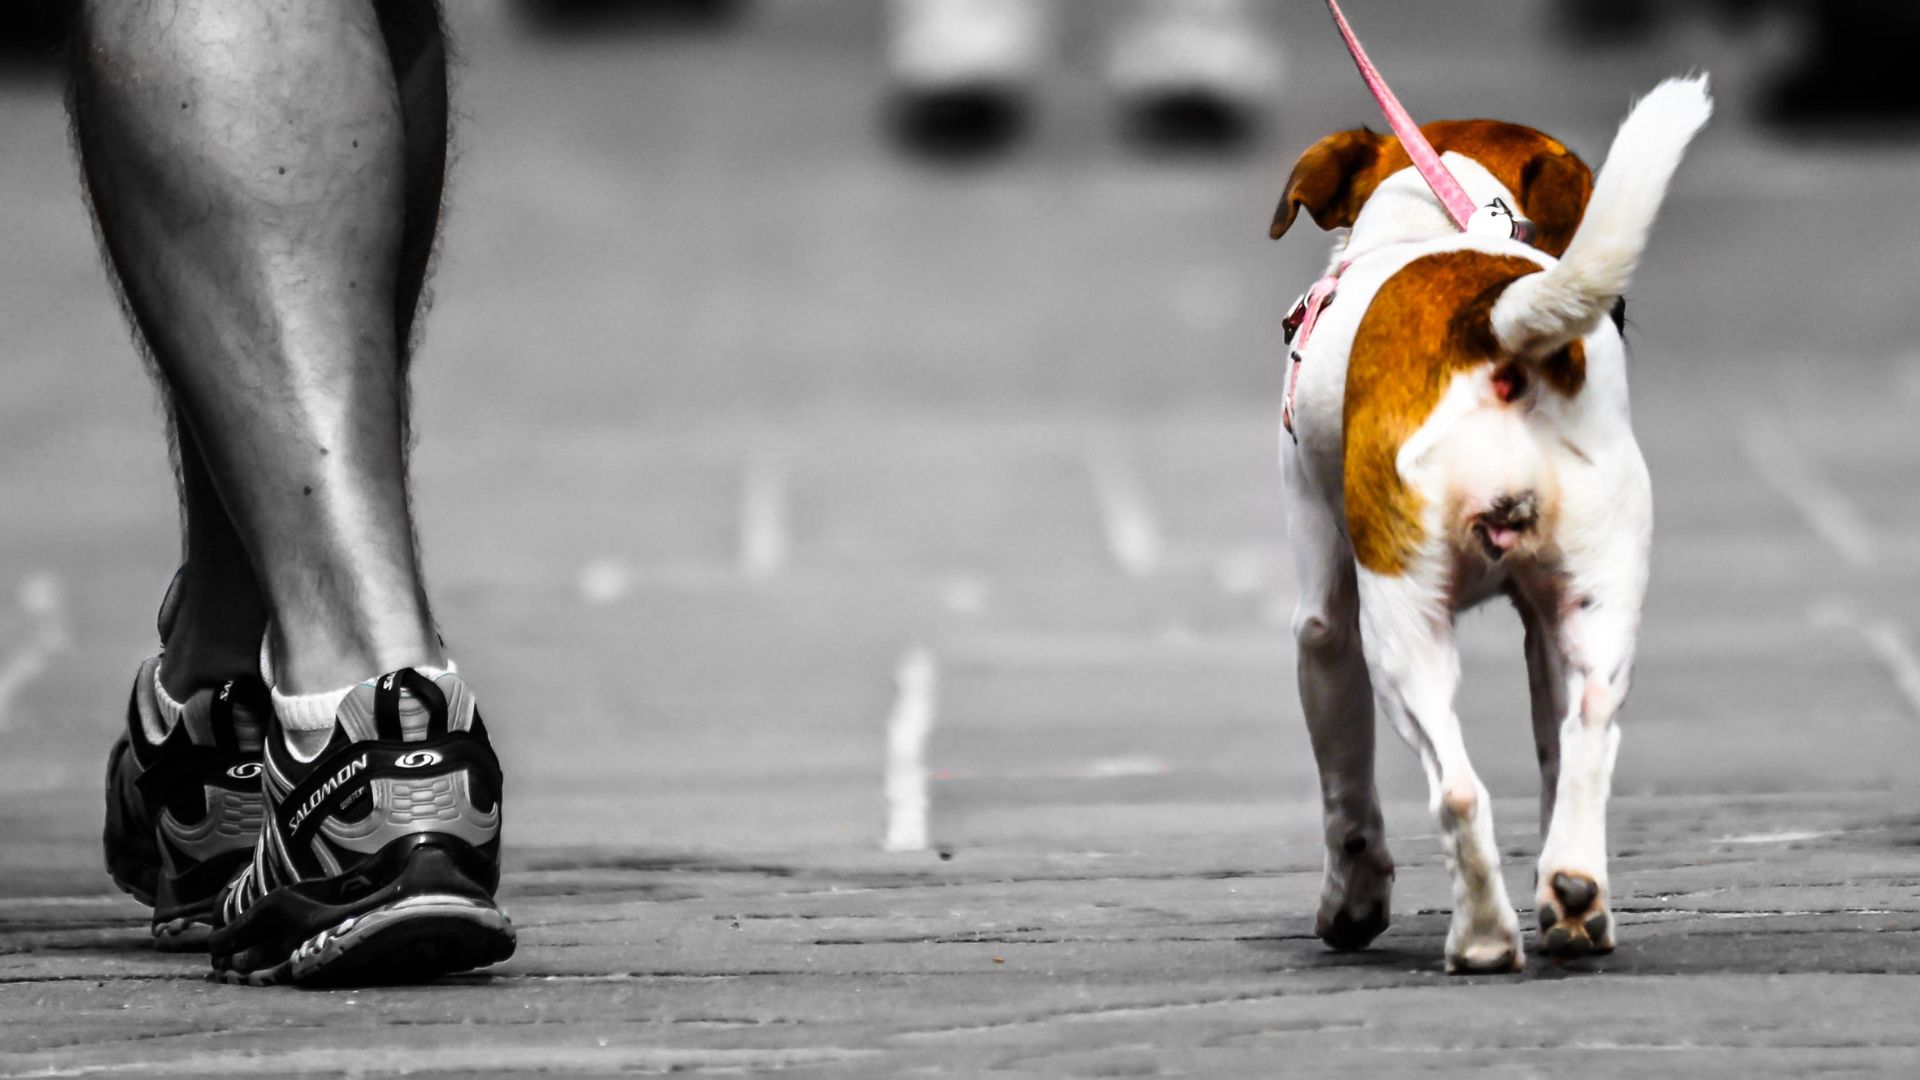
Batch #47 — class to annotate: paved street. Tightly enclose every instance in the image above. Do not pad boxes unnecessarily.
[3,1,1920,1075]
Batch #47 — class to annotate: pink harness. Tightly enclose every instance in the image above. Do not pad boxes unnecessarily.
[1282,0,1532,438]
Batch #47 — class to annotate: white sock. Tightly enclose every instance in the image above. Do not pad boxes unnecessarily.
[271,662,457,758]
[271,685,355,733]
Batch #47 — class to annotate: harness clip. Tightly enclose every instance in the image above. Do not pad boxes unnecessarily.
[1282,293,1309,345]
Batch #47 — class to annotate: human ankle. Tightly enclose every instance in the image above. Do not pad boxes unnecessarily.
[157,637,267,701]
[270,659,457,760]
[266,619,447,694]
[157,581,267,699]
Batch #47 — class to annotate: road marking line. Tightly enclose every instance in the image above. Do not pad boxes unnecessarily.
[884,647,938,853]
[0,572,70,732]
[1084,443,1163,577]
[1812,602,1920,721]
[1739,418,1877,567]
[1079,755,1172,779]
[739,456,790,579]
[1714,830,1839,845]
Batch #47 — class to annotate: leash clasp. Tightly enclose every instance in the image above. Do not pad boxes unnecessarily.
[1467,197,1536,245]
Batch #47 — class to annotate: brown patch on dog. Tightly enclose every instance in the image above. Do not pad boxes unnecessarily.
[1459,285,1589,393]
[1542,339,1586,396]
[1425,121,1593,256]
[1344,250,1550,575]
[1271,121,1593,257]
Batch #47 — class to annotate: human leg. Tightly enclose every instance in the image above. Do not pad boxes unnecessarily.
[72,0,443,695]
[148,0,446,699]
[74,0,510,982]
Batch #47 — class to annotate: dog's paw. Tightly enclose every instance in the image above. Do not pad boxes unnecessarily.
[1316,897,1390,952]
[1535,871,1615,960]
[1315,844,1394,952]
[1445,911,1525,975]
[1445,935,1525,975]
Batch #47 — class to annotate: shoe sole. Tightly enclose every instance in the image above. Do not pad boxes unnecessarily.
[152,903,220,952]
[215,893,516,987]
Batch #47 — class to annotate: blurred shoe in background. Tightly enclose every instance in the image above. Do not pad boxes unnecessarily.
[887,0,1051,156]
[1553,0,1659,42]
[1548,0,1920,131]
[1108,0,1282,150]
[516,0,747,37]
[1761,0,1920,130]
[0,0,70,72]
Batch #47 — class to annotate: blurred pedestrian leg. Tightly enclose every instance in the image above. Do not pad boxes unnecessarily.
[887,0,1051,154]
[885,0,1281,156]
[1108,0,1282,147]
[1762,0,1920,128]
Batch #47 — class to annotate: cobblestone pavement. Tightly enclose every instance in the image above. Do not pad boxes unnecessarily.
[3,1,1919,1075]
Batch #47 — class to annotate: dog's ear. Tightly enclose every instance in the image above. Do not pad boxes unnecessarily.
[1516,149,1593,257]
[1270,129,1387,241]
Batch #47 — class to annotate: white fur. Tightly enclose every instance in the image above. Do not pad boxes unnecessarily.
[1491,76,1713,356]
[1281,79,1704,973]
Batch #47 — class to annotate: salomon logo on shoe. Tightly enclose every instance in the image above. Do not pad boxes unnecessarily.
[226,762,263,780]
[284,753,370,834]
[396,750,442,769]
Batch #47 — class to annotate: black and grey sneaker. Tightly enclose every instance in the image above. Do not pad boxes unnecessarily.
[208,667,514,986]
[103,657,269,949]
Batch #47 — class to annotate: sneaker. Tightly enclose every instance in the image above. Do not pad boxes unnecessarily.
[1108,0,1282,147]
[886,0,1049,154]
[208,667,515,986]
[103,657,270,949]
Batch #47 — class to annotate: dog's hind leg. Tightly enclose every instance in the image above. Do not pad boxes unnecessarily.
[1285,455,1392,952]
[1525,544,1645,961]
[1514,589,1569,838]
[1357,567,1523,974]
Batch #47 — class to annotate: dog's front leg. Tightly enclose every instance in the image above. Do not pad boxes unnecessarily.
[1358,570,1523,974]
[1286,457,1391,951]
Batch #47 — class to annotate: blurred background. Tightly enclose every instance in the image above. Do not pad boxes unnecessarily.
[2,0,1918,890]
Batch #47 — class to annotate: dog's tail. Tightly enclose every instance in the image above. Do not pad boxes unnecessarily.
[1490,76,1712,356]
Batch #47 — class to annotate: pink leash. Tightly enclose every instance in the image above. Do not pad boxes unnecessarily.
[1323,0,1480,231]
[1284,0,1518,438]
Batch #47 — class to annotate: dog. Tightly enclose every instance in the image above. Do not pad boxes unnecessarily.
[1271,77,1711,972]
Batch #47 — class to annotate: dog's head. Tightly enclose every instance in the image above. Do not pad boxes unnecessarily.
[1270,120,1592,257]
